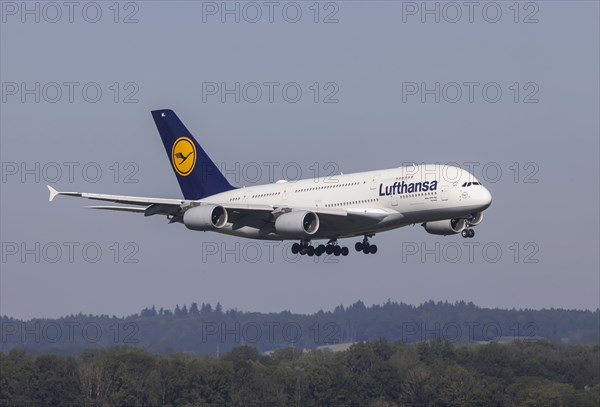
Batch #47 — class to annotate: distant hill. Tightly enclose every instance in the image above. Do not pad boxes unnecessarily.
[1,301,598,355]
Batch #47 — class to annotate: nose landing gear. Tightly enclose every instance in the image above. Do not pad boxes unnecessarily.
[461,229,475,238]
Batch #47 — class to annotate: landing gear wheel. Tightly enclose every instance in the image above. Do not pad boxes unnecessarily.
[291,243,300,254]
[461,229,469,238]
[307,246,315,256]
[341,247,349,256]
[468,229,475,238]
[333,246,342,256]
[315,245,325,256]
[300,246,308,255]
[356,235,376,254]
[326,245,334,255]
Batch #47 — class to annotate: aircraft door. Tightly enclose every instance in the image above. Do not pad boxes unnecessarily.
[370,174,380,190]
[243,190,253,207]
[441,185,449,201]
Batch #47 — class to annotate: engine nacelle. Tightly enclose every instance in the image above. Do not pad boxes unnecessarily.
[467,212,483,226]
[275,211,320,237]
[183,205,228,231]
[423,218,467,236]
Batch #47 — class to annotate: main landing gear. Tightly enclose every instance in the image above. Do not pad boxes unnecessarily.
[355,235,378,254]
[319,240,348,256]
[461,229,475,238]
[291,240,349,257]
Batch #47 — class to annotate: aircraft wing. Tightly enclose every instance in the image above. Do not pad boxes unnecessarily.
[48,185,276,215]
[47,185,186,206]
[48,185,394,226]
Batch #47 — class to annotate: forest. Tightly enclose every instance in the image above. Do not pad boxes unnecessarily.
[1,301,598,355]
[1,340,598,406]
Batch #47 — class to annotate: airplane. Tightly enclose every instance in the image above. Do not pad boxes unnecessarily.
[47,109,492,257]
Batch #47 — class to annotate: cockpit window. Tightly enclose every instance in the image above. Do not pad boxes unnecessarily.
[463,181,482,187]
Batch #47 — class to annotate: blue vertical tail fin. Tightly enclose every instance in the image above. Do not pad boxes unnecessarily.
[151,109,235,200]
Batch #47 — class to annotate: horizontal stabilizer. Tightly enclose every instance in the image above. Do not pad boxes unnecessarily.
[47,185,59,202]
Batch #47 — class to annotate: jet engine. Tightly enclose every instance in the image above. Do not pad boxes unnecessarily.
[423,218,467,235]
[275,211,320,237]
[183,205,228,231]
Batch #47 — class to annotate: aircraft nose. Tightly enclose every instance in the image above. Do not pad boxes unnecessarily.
[480,187,492,209]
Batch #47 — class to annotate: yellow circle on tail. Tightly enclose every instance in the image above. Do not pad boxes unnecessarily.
[171,137,197,176]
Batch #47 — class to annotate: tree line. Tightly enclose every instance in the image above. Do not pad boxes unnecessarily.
[0,340,598,406]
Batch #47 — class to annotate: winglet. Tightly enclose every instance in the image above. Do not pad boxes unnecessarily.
[47,185,59,202]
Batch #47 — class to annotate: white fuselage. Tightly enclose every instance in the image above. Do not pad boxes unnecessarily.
[201,165,492,241]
